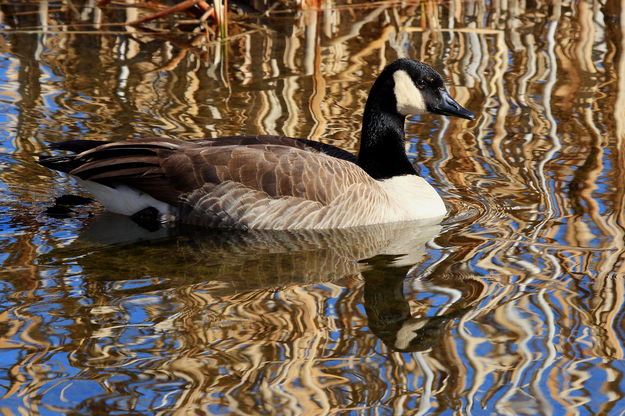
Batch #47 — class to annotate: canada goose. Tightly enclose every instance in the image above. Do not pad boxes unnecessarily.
[38,58,475,230]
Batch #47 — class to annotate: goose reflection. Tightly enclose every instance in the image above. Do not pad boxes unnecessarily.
[362,256,486,352]
[48,212,443,289]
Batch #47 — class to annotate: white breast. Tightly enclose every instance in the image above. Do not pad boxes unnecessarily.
[379,175,447,221]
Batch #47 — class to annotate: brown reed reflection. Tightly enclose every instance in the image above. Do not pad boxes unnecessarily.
[1,0,625,414]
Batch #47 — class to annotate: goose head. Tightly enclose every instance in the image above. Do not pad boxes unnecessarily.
[359,58,475,179]
[376,58,476,120]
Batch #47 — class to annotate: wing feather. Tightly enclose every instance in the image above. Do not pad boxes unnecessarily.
[63,138,375,212]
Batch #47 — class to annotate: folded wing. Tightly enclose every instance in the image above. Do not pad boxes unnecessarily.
[59,138,382,229]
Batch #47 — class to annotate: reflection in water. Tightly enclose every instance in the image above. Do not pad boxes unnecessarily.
[40,215,445,414]
[363,258,484,353]
[2,0,625,414]
[51,212,441,287]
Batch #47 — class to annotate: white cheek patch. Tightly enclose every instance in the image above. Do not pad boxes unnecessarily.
[393,70,427,116]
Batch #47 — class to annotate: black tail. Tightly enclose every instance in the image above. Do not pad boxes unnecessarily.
[38,140,110,173]
[49,139,110,153]
[38,154,80,173]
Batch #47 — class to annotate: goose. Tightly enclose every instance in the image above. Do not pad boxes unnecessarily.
[38,58,475,230]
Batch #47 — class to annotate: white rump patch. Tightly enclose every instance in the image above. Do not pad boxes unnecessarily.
[393,70,427,116]
[77,179,175,219]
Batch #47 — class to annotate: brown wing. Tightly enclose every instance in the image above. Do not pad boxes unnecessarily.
[68,138,374,209]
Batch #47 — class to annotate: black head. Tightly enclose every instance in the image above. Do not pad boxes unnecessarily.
[358,59,475,179]
[380,58,475,120]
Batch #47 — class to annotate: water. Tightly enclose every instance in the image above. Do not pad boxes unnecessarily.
[1,1,625,414]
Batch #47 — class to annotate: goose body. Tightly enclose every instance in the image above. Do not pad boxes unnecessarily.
[39,59,474,230]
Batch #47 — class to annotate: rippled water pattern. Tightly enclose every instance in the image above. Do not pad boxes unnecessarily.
[1,1,625,414]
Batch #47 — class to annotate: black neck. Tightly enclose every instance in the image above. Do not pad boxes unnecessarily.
[357,91,418,180]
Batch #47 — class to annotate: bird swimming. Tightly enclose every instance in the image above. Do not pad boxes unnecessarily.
[38,58,475,230]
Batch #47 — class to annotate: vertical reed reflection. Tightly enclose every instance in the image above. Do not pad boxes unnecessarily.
[1,0,625,414]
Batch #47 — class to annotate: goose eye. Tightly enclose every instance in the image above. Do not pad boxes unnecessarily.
[416,79,426,89]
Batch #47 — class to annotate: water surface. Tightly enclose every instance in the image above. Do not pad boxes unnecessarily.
[1,1,625,414]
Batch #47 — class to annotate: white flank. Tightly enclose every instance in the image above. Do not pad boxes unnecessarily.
[393,70,427,116]
[380,175,447,220]
[77,179,174,219]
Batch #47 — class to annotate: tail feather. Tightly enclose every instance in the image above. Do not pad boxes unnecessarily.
[39,140,111,174]
[49,140,110,153]
[38,154,81,174]
[38,140,160,176]
[73,146,165,161]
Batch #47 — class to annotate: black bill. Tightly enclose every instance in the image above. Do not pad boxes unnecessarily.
[430,90,476,120]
